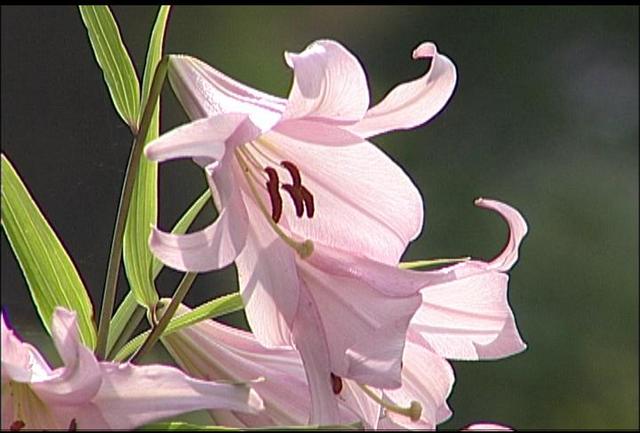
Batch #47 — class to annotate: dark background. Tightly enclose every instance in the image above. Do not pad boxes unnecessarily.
[1,6,638,429]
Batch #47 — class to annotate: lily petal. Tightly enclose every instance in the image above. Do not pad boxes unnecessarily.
[73,362,263,430]
[1,314,52,384]
[236,196,299,347]
[148,213,246,273]
[168,54,285,125]
[298,243,424,388]
[339,379,382,429]
[291,285,341,425]
[255,129,423,264]
[149,162,249,273]
[160,302,361,428]
[411,199,528,360]
[273,119,363,146]
[282,40,369,123]
[144,113,263,164]
[30,308,102,405]
[381,335,455,429]
[347,42,457,138]
[474,198,528,272]
[161,303,309,427]
[413,269,526,360]
[463,422,513,431]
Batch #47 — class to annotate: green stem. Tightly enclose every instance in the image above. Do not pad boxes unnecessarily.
[130,271,197,363]
[95,57,169,359]
[107,304,145,360]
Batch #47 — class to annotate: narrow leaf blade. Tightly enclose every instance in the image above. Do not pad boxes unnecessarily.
[1,154,97,349]
[123,6,171,307]
[79,5,140,129]
[113,292,243,361]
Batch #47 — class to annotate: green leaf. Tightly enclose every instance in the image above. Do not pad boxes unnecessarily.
[138,421,363,431]
[151,188,213,279]
[106,291,139,355]
[140,6,171,124]
[122,6,171,307]
[113,292,243,361]
[79,5,140,130]
[1,154,97,349]
[399,256,471,269]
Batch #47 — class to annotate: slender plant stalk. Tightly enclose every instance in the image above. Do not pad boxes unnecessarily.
[107,304,146,360]
[95,57,169,359]
[130,271,197,363]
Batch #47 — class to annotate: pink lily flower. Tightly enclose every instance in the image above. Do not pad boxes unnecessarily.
[1,307,263,430]
[160,303,361,428]
[372,199,529,429]
[462,422,513,431]
[162,198,527,430]
[145,40,456,423]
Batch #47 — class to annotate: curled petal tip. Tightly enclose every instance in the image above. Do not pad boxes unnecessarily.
[412,42,437,59]
[283,50,295,68]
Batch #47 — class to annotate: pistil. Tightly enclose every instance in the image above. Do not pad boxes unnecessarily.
[358,383,423,422]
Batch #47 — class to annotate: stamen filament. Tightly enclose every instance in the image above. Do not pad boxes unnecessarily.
[358,383,422,422]
[235,149,313,259]
[248,139,282,168]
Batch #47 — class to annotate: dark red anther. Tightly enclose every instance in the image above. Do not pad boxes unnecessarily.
[330,372,343,395]
[68,419,77,431]
[300,185,315,218]
[10,420,25,431]
[282,184,304,217]
[264,167,283,223]
[281,160,302,186]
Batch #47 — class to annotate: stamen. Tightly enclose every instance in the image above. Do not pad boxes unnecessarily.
[235,149,314,259]
[281,160,302,186]
[9,421,25,431]
[300,185,315,218]
[68,418,78,431]
[282,184,304,217]
[359,383,422,422]
[330,373,343,395]
[264,167,283,223]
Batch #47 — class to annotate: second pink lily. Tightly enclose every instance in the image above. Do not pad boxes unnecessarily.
[160,199,528,429]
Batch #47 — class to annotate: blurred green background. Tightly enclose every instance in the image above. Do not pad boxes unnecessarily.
[1,5,637,430]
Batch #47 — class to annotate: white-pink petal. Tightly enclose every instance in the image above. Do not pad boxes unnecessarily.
[347,42,457,138]
[1,314,52,384]
[30,309,102,405]
[168,54,285,123]
[149,187,248,273]
[1,307,264,431]
[148,156,250,273]
[475,198,528,271]
[463,422,513,431]
[291,285,341,425]
[76,362,263,430]
[297,243,424,388]
[282,40,369,123]
[144,113,264,164]
[412,268,526,360]
[235,196,299,348]
[411,199,528,360]
[255,129,423,265]
[381,335,455,429]
[272,119,363,146]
